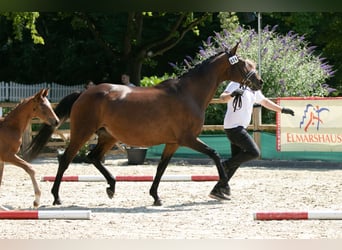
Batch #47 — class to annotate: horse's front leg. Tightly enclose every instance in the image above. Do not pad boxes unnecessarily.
[52,146,76,205]
[87,133,117,199]
[184,138,230,200]
[150,143,178,206]
[51,166,66,206]
[7,155,41,208]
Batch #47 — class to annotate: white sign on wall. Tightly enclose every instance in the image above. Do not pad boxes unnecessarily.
[277,97,342,152]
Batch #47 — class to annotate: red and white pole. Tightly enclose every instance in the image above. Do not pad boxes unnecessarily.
[253,211,342,220]
[0,210,91,220]
[41,175,219,182]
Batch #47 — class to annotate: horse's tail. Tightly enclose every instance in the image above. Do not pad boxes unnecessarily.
[23,91,82,161]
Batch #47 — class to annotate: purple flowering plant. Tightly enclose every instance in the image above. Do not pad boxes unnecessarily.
[172,25,335,98]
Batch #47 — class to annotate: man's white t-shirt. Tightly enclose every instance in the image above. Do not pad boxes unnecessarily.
[223,81,265,129]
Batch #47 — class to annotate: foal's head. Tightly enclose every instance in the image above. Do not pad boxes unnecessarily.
[226,43,263,91]
[31,89,59,127]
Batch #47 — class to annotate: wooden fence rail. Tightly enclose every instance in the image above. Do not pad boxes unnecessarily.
[0,99,276,158]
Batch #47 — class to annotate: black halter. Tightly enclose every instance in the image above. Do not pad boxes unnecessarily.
[226,51,257,87]
[226,51,256,112]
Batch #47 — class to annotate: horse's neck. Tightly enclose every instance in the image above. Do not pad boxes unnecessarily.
[4,99,34,133]
[183,54,227,109]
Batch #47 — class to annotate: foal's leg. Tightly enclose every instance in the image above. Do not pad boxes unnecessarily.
[150,143,179,206]
[6,155,41,208]
[0,162,9,211]
[0,161,4,186]
[86,129,117,199]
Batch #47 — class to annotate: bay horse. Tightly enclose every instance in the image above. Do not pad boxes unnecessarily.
[25,42,263,206]
[0,89,59,210]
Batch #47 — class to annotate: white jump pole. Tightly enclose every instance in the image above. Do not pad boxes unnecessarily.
[253,211,342,220]
[41,175,219,182]
[0,210,92,220]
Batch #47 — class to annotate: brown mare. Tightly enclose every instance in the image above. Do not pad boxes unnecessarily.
[26,43,263,206]
[0,89,59,210]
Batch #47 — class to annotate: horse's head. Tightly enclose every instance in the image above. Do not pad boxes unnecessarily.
[226,42,263,91]
[32,88,59,127]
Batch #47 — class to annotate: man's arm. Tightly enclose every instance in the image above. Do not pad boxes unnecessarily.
[260,98,294,116]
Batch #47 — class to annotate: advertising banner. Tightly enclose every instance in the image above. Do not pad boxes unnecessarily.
[277,97,342,152]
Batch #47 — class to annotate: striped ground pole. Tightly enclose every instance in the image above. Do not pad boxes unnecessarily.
[0,210,92,220]
[253,211,342,220]
[41,175,219,182]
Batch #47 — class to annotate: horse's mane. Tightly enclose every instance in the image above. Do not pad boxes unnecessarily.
[153,78,180,93]
[179,49,226,78]
[3,97,31,119]
[245,59,256,69]
[154,49,226,92]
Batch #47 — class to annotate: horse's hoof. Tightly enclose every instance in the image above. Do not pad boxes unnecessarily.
[53,199,62,205]
[106,187,115,199]
[209,187,230,201]
[33,201,39,209]
[0,205,10,211]
[220,185,231,196]
[153,200,162,206]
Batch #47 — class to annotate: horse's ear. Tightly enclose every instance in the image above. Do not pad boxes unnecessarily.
[230,42,240,55]
[35,88,49,100]
[42,88,49,98]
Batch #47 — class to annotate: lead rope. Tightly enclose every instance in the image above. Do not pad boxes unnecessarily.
[232,86,246,112]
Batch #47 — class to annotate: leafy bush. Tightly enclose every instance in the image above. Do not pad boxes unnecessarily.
[172,25,335,98]
[170,25,336,125]
[140,73,176,87]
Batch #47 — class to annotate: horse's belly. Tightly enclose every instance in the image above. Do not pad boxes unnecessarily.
[106,122,178,147]
[99,99,202,146]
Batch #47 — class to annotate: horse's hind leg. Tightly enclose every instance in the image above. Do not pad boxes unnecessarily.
[183,137,229,200]
[6,155,41,208]
[87,128,117,199]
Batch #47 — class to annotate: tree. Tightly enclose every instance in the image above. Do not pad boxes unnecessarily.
[1,12,341,91]
[312,13,342,95]
[72,12,214,85]
[0,12,219,84]
[0,12,44,44]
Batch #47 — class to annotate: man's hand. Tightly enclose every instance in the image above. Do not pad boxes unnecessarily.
[281,107,295,116]
[230,88,244,97]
